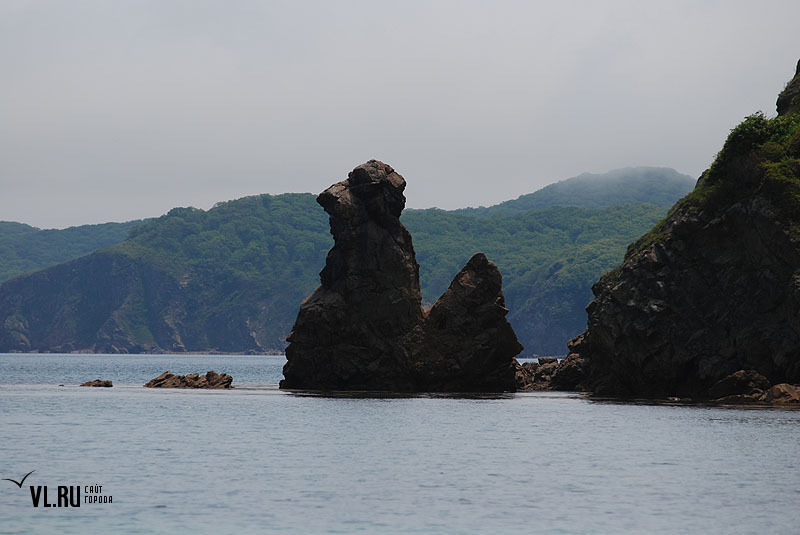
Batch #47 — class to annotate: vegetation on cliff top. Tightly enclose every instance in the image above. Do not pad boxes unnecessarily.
[696,111,800,223]
[604,62,800,285]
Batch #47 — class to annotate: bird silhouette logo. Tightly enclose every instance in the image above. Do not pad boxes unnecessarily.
[2,470,35,488]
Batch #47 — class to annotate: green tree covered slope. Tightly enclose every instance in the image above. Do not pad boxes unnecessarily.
[0,220,142,283]
[0,168,692,354]
[456,167,694,217]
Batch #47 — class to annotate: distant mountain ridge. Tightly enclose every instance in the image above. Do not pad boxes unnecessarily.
[455,167,695,217]
[0,220,143,283]
[0,166,693,354]
[0,194,330,354]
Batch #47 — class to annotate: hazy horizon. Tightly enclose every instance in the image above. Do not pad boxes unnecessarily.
[2,1,799,228]
[1,164,694,230]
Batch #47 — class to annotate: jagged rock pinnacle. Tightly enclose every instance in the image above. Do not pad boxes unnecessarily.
[281,160,522,392]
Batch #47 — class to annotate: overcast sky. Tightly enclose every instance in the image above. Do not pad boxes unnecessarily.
[2,1,799,228]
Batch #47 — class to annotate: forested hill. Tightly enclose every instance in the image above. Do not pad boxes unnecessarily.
[0,220,143,283]
[0,167,693,355]
[0,166,691,284]
[404,203,667,353]
[455,167,694,217]
[0,194,332,354]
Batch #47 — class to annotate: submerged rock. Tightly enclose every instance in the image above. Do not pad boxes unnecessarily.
[144,370,232,389]
[281,160,522,392]
[80,379,113,387]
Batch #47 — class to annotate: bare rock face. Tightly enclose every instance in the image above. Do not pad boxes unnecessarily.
[776,59,800,116]
[281,160,522,392]
[414,253,521,391]
[573,196,800,398]
[569,60,800,399]
[764,383,800,404]
[80,379,113,387]
[281,161,424,391]
[708,370,770,400]
[550,353,588,391]
[706,372,800,404]
[144,370,232,389]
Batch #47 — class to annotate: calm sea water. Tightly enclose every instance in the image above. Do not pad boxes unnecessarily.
[1,354,798,535]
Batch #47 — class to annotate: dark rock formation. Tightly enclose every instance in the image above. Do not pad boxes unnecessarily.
[776,59,800,116]
[144,370,232,389]
[80,379,113,387]
[706,373,800,404]
[764,383,800,404]
[708,370,770,400]
[569,60,800,399]
[550,353,588,391]
[281,160,522,392]
[514,360,536,390]
[415,253,520,391]
[281,161,424,391]
[514,359,555,391]
[514,352,588,392]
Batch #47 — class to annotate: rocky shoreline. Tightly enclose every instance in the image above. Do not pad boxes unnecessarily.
[514,357,800,405]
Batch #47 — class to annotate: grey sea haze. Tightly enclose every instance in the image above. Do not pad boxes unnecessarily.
[1,354,799,534]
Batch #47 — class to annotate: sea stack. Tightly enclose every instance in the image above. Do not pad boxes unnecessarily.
[569,60,800,398]
[281,160,522,391]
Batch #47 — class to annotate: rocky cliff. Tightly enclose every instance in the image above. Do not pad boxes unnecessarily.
[570,60,800,398]
[281,161,522,392]
[0,251,188,353]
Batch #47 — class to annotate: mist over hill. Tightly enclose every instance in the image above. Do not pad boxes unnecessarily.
[455,167,694,218]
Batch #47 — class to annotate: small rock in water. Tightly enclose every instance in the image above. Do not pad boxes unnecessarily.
[514,353,588,392]
[80,379,113,387]
[708,370,770,400]
[143,370,233,389]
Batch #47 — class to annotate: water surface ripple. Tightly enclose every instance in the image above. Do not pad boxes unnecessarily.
[1,354,798,534]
